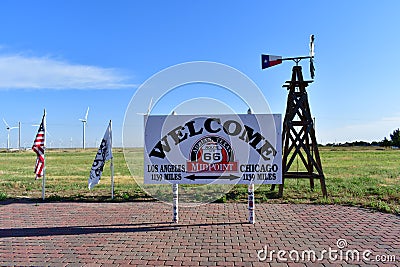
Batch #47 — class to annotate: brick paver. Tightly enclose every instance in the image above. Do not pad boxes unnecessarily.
[0,201,399,266]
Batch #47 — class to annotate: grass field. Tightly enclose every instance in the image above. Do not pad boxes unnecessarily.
[0,147,399,215]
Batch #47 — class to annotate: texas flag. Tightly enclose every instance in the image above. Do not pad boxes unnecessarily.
[261,54,282,69]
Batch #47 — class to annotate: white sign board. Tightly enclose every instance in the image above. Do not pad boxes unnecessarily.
[144,114,282,184]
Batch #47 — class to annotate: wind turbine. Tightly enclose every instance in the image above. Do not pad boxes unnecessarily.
[79,107,89,149]
[3,118,19,150]
[137,97,153,116]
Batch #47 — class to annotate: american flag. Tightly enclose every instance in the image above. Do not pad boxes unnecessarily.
[32,113,45,179]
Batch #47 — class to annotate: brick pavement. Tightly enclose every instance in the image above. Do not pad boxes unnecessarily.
[0,201,399,266]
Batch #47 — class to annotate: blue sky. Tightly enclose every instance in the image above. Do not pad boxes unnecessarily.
[0,1,399,148]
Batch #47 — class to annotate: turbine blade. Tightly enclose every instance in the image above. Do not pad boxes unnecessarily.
[2,118,10,128]
[85,107,89,121]
[147,98,153,115]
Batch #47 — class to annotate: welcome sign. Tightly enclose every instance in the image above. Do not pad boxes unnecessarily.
[144,114,282,185]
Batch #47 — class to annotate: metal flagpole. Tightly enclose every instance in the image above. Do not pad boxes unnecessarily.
[110,120,115,200]
[111,158,114,199]
[18,121,21,150]
[42,109,46,200]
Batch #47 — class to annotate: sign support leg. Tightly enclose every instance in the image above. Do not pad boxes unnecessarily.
[172,184,179,223]
[248,183,255,224]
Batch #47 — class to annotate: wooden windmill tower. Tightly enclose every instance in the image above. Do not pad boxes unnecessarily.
[261,35,327,197]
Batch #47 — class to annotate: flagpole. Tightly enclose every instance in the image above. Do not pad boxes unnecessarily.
[110,120,114,200]
[111,157,114,199]
[42,109,46,200]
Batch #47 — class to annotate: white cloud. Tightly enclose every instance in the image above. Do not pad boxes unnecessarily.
[0,54,136,90]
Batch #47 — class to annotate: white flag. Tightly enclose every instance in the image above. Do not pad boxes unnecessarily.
[88,122,113,190]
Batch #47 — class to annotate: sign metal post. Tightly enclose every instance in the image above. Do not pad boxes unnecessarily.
[172,184,179,223]
[248,183,255,224]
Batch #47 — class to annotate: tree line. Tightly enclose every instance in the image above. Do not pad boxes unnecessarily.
[325,128,400,148]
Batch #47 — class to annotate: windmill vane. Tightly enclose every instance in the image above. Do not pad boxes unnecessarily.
[261,34,315,79]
